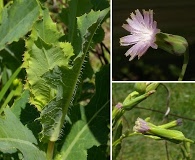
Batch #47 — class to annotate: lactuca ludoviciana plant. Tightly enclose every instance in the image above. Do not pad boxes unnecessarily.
[0,0,110,159]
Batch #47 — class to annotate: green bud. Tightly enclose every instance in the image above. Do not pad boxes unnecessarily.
[122,91,155,110]
[156,32,188,56]
[12,78,20,86]
[146,83,159,92]
[158,119,182,129]
[134,83,147,94]
[122,91,139,106]
[112,105,125,127]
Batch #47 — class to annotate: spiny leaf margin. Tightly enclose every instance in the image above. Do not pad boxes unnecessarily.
[38,8,109,142]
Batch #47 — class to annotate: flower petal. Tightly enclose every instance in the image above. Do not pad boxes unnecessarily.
[120,35,140,46]
[120,9,160,60]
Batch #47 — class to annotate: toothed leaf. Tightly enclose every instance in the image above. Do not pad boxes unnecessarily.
[59,0,92,44]
[30,8,63,44]
[39,62,82,142]
[24,7,109,143]
[77,8,110,56]
[24,38,74,111]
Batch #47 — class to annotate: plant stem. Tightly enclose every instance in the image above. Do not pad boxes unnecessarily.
[112,132,138,147]
[0,90,15,114]
[47,141,55,160]
[0,66,21,102]
[178,50,189,81]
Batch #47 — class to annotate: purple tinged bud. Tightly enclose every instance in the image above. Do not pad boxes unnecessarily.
[116,103,123,109]
[176,119,182,126]
[133,118,150,133]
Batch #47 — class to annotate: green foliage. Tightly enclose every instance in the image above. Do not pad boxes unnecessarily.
[112,83,195,160]
[0,0,40,51]
[11,90,30,118]
[0,108,46,159]
[23,6,109,143]
[24,38,74,110]
[55,65,110,160]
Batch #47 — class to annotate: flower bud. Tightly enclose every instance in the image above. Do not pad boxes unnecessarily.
[158,119,182,129]
[133,117,194,143]
[146,83,159,92]
[115,102,123,109]
[133,118,150,133]
[134,83,147,94]
[156,32,188,56]
[122,91,155,110]
[122,91,139,106]
[12,78,20,86]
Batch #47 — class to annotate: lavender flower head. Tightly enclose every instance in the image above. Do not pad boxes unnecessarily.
[133,117,150,133]
[120,9,160,61]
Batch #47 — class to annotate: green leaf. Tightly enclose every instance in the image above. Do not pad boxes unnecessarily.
[55,120,99,160]
[31,8,63,44]
[23,38,74,111]
[33,8,109,142]
[11,90,30,118]
[0,0,40,51]
[39,58,85,142]
[55,65,110,160]
[59,0,92,44]
[23,8,74,111]
[85,65,110,145]
[77,8,110,56]
[0,108,46,159]
[23,6,109,143]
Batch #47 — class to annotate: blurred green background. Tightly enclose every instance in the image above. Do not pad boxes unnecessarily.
[112,83,195,160]
[112,0,195,80]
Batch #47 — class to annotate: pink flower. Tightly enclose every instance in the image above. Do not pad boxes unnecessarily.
[120,9,160,61]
